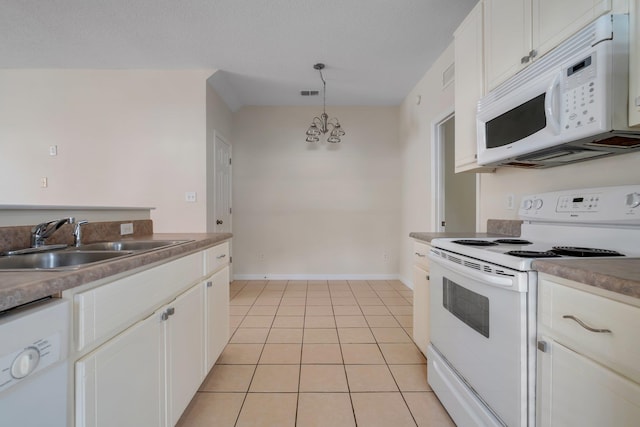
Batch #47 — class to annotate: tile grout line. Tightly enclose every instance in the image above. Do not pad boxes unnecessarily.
[232,280,269,427]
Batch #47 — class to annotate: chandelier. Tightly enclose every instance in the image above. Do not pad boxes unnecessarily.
[305,63,345,143]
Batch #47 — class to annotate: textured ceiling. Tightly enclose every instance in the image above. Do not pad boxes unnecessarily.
[0,0,478,109]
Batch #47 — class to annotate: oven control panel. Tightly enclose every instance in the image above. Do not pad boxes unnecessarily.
[519,185,640,223]
[556,193,600,212]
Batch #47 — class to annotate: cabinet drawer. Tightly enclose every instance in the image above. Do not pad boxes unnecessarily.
[75,252,203,352]
[539,278,640,383]
[413,242,430,270]
[204,241,230,275]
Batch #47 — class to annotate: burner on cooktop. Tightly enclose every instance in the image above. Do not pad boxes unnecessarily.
[493,239,532,245]
[506,250,562,258]
[452,239,499,246]
[551,246,625,257]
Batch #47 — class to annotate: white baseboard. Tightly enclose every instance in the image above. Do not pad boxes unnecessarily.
[233,273,402,281]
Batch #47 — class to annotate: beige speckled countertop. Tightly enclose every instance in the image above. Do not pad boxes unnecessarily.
[0,233,232,312]
[409,231,509,243]
[410,219,522,243]
[533,258,640,300]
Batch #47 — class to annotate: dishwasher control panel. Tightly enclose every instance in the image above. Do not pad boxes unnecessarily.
[0,332,62,391]
[0,299,69,394]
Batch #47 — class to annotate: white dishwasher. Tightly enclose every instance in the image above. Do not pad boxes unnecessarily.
[0,298,70,427]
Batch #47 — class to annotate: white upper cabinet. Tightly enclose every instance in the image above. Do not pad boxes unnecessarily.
[454,1,496,173]
[485,0,613,91]
[533,0,613,57]
[630,0,640,127]
[484,0,533,92]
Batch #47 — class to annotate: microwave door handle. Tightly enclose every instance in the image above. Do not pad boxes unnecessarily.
[545,74,562,134]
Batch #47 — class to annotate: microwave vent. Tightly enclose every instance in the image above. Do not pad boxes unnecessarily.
[516,147,609,163]
[479,16,602,106]
[585,136,640,148]
[503,162,540,168]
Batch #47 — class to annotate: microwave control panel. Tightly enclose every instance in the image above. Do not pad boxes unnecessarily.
[561,54,598,131]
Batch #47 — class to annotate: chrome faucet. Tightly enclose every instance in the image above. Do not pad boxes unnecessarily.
[73,220,89,247]
[31,217,75,248]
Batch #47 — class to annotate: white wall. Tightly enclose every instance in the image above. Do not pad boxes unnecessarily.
[0,69,216,232]
[477,152,640,227]
[232,105,400,279]
[398,44,455,286]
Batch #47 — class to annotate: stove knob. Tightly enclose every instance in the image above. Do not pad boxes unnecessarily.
[523,199,533,210]
[626,192,640,209]
[534,199,544,210]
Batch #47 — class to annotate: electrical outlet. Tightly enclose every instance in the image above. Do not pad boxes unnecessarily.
[49,145,58,156]
[120,223,134,235]
[185,192,197,202]
[506,194,515,210]
[383,252,389,262]
[40,177,48,188]
[258,253,265,262]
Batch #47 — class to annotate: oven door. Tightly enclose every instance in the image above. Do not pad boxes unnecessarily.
[428,250,532,427]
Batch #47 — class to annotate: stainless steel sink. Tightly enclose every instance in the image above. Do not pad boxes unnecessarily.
[0,251,133,270]
[72,240,191,252]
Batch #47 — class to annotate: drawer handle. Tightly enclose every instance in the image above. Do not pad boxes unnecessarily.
[414,252,426,257]
[562,315,612,334]
[216,254,227,259]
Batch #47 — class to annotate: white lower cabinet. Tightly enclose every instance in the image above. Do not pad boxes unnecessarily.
[76,282,204,427]
[205,266,230,371]
[537,274,640,427]
[537,338,640,427]
[75,307,166,427]
[166,284,204,426]
[73,241,231,427]
[412,242,431,356]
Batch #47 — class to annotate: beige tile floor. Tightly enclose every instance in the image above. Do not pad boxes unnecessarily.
[177,279,455,427]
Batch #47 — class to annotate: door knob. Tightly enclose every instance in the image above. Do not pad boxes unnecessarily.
[216,220,223,225]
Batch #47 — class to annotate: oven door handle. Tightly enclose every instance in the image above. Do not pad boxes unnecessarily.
[429,251,517,289]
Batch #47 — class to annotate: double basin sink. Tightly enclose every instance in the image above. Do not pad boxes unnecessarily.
[0,240,191,271]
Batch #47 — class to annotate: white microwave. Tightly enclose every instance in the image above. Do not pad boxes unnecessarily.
[476,14,640,168]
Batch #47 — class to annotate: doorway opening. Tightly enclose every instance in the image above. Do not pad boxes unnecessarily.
[431,112,477,233]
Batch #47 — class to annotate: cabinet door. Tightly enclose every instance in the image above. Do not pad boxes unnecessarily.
[533,0,611,59]
[166,283,205,426]
[455,2,492,173]
[630,0,640,127]
[205,266,230,371]
[412,265,430,356]
[484,0,532,91]
[75,309,165,427]
[537,339,640,427]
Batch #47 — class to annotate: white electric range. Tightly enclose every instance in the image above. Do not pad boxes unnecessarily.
[426,185,640,427]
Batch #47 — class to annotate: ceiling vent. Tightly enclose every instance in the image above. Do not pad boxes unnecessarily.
[300,90,319,96]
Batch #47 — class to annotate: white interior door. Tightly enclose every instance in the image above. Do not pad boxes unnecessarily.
[214,133,232,233]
